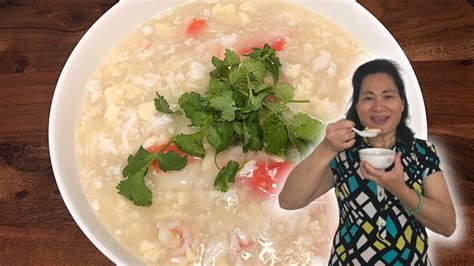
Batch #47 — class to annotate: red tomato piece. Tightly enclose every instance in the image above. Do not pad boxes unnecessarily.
[147,144,193,172]
[237,47,253,55]
[186,18,207,37]
[247,159,294,198]
[237,41,265,55]
[238,47,254,55]
[269,37,286,51]
[238,37,286,55]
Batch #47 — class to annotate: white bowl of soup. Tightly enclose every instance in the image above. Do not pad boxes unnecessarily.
[359,148,396,169]
[49,0,428,264]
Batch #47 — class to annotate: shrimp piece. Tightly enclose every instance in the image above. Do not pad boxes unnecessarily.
[230,228,254,252]
[157,220,194,256]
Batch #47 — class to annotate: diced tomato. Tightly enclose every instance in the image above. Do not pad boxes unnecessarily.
[269,37,286,51]
[186,18,207,37]
[238,46,259,56]
[237,37,287,55]
[246,159,294,198]
[237,47,250,55]
[237,41,265,55]
[147,144,194,172]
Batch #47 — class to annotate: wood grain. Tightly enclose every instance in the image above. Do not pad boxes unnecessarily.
[0,0,473,265]
[0,0,117,264]
[358,0,474,61]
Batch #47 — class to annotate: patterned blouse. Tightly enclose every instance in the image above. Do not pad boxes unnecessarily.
[328,138,441,265]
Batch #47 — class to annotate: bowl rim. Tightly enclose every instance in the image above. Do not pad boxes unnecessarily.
[359,148,397,156]
[49,2,144,265]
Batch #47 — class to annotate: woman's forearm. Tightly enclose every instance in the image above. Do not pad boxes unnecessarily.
[279,144,336,210]
[393,186,456,237]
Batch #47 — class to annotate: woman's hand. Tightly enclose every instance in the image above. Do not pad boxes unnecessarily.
[320,119,356,155]
[361,153,457,236]
[360,152,407,194]
[279,119,354,210]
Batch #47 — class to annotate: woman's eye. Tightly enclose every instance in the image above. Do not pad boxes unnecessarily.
[384,95,394,99]
[362,97,373,101]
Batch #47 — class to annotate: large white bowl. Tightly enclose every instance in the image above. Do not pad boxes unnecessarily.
[49,0,427,264]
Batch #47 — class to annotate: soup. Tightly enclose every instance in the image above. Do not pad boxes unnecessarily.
[76,0,368,264]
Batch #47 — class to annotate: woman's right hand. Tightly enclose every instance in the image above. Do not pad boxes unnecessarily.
[320,119,356,155]
[280,119,355,209]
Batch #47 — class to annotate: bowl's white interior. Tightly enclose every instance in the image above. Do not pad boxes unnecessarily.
[49,1,427,264]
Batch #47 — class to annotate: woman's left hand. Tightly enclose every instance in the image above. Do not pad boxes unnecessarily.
[360,152,407,195]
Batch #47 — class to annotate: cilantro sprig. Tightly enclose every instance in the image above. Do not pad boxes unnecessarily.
[118,44,325,206]
[116,140,187,206]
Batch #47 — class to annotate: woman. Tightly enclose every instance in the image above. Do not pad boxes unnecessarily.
[279,59,456,265]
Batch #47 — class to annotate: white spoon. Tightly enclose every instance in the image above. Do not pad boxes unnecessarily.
[352,127,381,138]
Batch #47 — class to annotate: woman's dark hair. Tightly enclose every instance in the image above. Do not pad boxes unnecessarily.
[346,59,414,148]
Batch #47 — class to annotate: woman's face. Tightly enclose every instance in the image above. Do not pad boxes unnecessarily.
[356,73,404,136]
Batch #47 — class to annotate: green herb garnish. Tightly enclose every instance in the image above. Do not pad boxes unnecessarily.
[118,45,324,206]
[116,142,187,206]
[214,160,240,192]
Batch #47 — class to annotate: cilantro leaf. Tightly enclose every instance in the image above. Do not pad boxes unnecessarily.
[262,114,288,155]
[116,168,152,206]
[209,64,230,78]
[245,44,281,82]
[210,50,240,79]
[228,68,247,89]
[211,56,225,68]
[178,92,203,114]
[273,83,295,102]
[287,126,309,155]
[212,49,241,67]
[214,160,240,192]
[208,122,235,153]
[265,61,280,83]
[233,121,244,138]
[117,146,154,206]
[174,130,206,157]
[178,92,212,126]
[223,49,241,66]
[154,92,178,114]
[122,146,154,177]
[292,113,324,142]
[255,83,272,93]
[240,91,267,113]
[232,90,247,108]
[241,58,266,82]
[208,77,226,96]
[243,113,263,152]
[156,151,188,172]
[209,93,237,121]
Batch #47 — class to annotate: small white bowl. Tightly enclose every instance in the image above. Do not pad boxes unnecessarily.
[359,148,396,169]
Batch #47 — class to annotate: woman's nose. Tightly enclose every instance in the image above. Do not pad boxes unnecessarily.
[372,98,385,111]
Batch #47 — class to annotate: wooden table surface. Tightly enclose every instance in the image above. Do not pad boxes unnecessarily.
[0,0,472,265]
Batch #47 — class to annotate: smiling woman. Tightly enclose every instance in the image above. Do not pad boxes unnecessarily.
[279,59,457,265]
